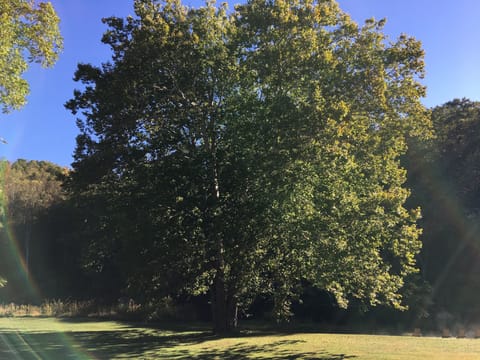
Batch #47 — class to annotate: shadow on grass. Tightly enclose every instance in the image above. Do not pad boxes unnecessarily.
[183,340,357,360]
[0,319,357,359]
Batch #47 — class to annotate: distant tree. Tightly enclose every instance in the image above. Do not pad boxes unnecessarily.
[0,0,62,113]
[407,98,480,318]
[6,159,66,270]
[0,160,67,300]
[431,99,480,208]
[67,0,430,333]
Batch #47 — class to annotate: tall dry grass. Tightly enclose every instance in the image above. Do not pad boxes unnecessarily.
[0,299,140,318]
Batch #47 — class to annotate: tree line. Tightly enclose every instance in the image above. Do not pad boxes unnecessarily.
[0,0,479,333]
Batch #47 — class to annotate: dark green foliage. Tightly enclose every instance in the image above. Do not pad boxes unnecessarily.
[407,98,480,320]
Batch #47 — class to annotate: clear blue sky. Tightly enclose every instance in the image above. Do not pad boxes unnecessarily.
[1,0,479,167]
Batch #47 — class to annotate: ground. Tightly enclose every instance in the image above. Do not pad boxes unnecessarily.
[0,318,479,359]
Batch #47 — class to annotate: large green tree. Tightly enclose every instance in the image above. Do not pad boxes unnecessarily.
[0,0,62,113]
[67,0,429,333]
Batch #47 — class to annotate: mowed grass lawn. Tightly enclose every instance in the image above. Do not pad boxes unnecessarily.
[0,318,479,359]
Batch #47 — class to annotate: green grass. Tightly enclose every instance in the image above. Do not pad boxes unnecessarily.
[0,318,480,359]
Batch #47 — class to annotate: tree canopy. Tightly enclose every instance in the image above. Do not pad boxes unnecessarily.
[66,0,430,333]
[0,0,62,113]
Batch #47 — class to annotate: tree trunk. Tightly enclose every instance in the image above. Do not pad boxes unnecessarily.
[206,112,239,334]
[211,274,239,334]
[227,295,238,330]
[212,268,228,334]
